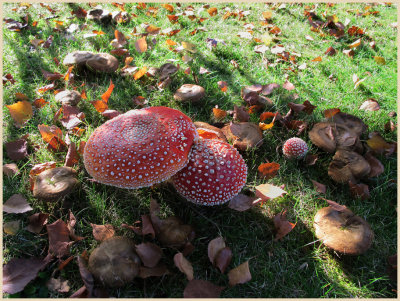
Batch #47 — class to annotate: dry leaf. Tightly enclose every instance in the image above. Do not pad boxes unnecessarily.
[348,181,370,200]
[311,180,327,194]
[29,162,56,191]
[91,224,115,242]
[101,80,114,103]
[6,101,33,127]
[324,108,341,118]
[5,138,28,161]
[311,56,322,62]
[65,142,80,167]
[218,81,228,92]
[208,237,226,265]
[360,98,380,111]
[274,210,296,241]
[90,100,108,113]
[3,163,19,177]
[134,67,147,80]
[233,105,250,122]
[47,219,73,258]
[38,124,67,151]
[228,194,257,212]
[135,242,163,268]
[27,213,49,234]
[32,98,48,108]
[283,80,295,91]
[258,163,280,180]
[182,41,197,53]
[212,108,227,120]
[162,4,174,12]
[374,56,386,65]
[367,132,395,156]
[228,261,252,286]
[349,38,362,48]
[255,183,287,202]
[184,279,225,298]
[215,247,232,274]
[139,264,170,278]
[135,37,147,53]
[4,220,20,235]
[3,194,32,214]
[325,46,336,56]
[47,277,70,293]
[173,252,193,280]
[207,7,218,16]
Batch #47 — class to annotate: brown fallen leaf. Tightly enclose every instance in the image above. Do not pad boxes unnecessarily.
[47,219,73,258]
[184,279,225,298]
[46,277,70,293]
[139,264,170,278]
[3,194,33,214]
[367,132,396,156]
[274,210,296,241]
[3,255,52,294]
[384,120,396,132]
[228,261,252,286]
[3,163,19,177]
[173,252,193,280]
[6,101,33,127]
[349,38,362,48]
[324,108,341,118]
[67,211,84,241]
[26,213,49,234]
[255,183,287,202]
[136,242,163,268]
[5,138,28,161]
[325,46,336,56]
[215,247,232,274]
[212,107,227,121]
[218,81,228,92]
[91,224,115,242]
[32,98,49,108]
[282,80,295,91]
[258,162,280,180]
[348,181,370,200]
[311,180,326,194]
[364,152,384,178]
[4,220,20,235]
[208,237,226,266]
[261,83,280,95]
[38,124,67,151]
[207,7,218,16]
[135,37,147,53]
[233,105,250,122]
[360,98,380,111]
[228,193,257,212]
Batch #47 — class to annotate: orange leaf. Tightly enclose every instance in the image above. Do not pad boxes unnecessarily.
[197,128,220,140]
[217,81,228,92]
[311,56,322,62]
[15,92,29,101]
[37,83,55,94]
[258,162,280,179]
[134,67,147,80]
[260,112,275,122]
[124,56,134,67]
[259,122,274,130]
[114,29,126,44]
[64,66,74,82]
[262,11,273,20]
[32,98,48,108]
[212,108,227,120]
[80,89,87,100]
[135,37,147,53]
[92,30,105,35]
[146,24,161,34]
[324,108,341,118]
[273,210,296,241]
[101,80,114,103]
[166,29,180,36]
[166,39,177,46]
[162,4,174,12]
[207,7,218,16]
[349,38,361,48]
[71,127,85,137]
[65,142,80,167]
[6,101,33,127]
[38,124,66,151]
[90,100,108,113]
[110,48,129,56]
[167,15,179,23]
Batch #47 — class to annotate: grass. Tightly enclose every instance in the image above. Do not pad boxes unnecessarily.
[2,2,397,298]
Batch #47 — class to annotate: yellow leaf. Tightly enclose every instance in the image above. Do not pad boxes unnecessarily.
[261,33,273,46]
[162,4,174,12]
[259,122,274,130]
[182,41,197,53]
[207,7,218,16]
[6,101,33,127]
[374,56,386,65]
[134,67,147,80]
[4,220,20,235]
[349,38,361,48]
[262,11,273,20]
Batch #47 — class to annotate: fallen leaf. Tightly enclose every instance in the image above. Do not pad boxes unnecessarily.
[6,101,33,127]
[274,210,296,241]
[3,73,16,85]
[3,194,32,214]
[90,100,108,113]
[348,181,370,200]
[207,7,218,16]
[173,252,193,280]
[91,224,115,242]
[261,83,280,95]
[41,69,63,81]
[233,105,250,122]
[110,48,129,56]
[182,41,197,53]
[47,219,72,258]
[42,35,54,48]
[134,67,147,80]
[135,37,147,53]
[218,81,228,92]
[30,38,44,48]
[4,220,20,235]
[146,24,161,34]
[366,132,395,156]
[3,255,52,294]
[349,38,362,48]
[101,80,114,103]
[184,279,225,298]
[5,138,28,161]
[32,98,48,108]
[37,83,55,94]
[374,56,386,65]
[139,264,170,278]
[38,124,67,151]
[360,98,380,111]
[324,108,341,118]
[208,237,226,265]
[311,56,322,62]
[228,194,257,212]
[135,242,163,268]
[258,162,280,179]
[215,247,232,274]
[65,142,79,167]
[283,80,295,91]
[213,108,227,120]
[385,120,396,132]
[27,213,49,234]
[311,180,327,194]
[162,4,174,12]
[228,261,252,286]
[29,161,57,191]
[3,163,19,177]
[255,183,287,202]
[260,112,276,122]
[47,277,70,293]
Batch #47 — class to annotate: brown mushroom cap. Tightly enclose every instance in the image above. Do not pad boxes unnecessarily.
[83,106,198,189]
[33,167,79,201]
[88,236,141,287]
[328,150,371,183]
[156,216,195,248]
[314,206,374,255]
[331,112,367,137]
[63,51,95,67]
[309,122,363,153]
[222,122,263,151]
[54,90,81,106]
[174,84,205,103]
[86,53,119,73]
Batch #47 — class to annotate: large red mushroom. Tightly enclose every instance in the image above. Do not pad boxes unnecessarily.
[83,106,198,188]
[172,139,247,206]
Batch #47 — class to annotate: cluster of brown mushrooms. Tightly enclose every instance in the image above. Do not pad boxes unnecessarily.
[309,112,380,255]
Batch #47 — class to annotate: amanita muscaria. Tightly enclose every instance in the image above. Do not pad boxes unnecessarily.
[83,106,198,188]
[172,138,248,206]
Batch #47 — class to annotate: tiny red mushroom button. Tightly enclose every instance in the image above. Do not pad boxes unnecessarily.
[172,139,248,206]
[283,137,308,159]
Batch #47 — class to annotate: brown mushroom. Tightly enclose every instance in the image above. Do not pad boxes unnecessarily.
[54,90,82,106]
[63,51,95,67]
[174,84,205,103]
[194,121,228,143]
[309,122,363,153]
[87,8,112,24]
[33,167,79,201]
[222,122,263,151]
[88,236,141,287]
[328,150,371,183]
[86,53,119,73]
[331,112,367,137]
[314,206,374,255]
[156,216,195,248]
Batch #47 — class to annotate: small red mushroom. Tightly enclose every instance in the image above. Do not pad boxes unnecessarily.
[83,106,198,189]
[172,139,247,206]
[283,137,308,159]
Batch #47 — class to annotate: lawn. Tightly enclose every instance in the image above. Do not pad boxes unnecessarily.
[2,2,397,298]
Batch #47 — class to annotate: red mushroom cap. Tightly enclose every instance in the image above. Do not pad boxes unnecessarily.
[83,106,198,189]
[283,137,308,159]
[172,139,247,206]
